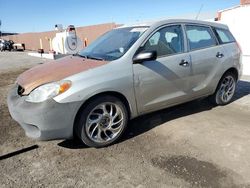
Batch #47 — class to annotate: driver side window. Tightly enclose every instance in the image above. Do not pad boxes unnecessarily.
[142,25,184,57]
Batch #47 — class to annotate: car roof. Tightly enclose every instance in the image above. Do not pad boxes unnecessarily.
[119,19,229,30]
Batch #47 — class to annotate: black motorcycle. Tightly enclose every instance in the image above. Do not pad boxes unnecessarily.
[0,39,14,51]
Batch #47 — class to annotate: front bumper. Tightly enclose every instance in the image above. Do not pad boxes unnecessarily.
[7,85,81,140]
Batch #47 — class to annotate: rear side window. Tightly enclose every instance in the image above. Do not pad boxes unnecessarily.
[186,25,217,51]
[214,28,235,44]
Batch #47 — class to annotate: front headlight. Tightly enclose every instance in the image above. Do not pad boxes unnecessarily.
[25,80,71,103]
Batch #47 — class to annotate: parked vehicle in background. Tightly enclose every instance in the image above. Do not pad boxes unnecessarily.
[13,43,25,51]
[7,19,242,147]
[0,39,14,51]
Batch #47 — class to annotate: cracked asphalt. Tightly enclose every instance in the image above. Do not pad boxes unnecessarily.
[0,52,250,187]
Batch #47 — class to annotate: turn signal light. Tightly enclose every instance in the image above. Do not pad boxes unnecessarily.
[59,82,71,94]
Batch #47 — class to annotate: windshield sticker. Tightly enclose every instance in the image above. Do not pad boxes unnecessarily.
[130,28,147,33]
[119,47,125,53]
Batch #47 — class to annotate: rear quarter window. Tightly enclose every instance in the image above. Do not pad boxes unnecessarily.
[214,28,236,44]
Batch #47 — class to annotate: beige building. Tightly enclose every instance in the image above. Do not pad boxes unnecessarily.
[217,0,250,75]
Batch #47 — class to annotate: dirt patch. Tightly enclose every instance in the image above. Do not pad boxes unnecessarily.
[1,53,250,187]
[0,68,28,87]
[151,155,235,188]
[0,68,28,145]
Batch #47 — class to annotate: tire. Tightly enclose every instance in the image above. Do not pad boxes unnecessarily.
[75,95,128,148]
[209,72,237,105]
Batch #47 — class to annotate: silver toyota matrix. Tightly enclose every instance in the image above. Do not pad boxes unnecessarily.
[8,19,242,147]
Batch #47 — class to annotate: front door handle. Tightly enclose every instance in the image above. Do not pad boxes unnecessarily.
[179,60,189,67]
[216,52,224,58]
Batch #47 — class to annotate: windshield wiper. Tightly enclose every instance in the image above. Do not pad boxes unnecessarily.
[87,55,104,61]
[73,53,87,58]
[73,53,104,61]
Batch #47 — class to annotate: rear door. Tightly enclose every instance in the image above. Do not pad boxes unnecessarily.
[185,24,225,96]
[213,27,241,71]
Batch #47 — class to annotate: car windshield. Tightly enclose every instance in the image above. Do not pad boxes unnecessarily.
[78,27,148,61]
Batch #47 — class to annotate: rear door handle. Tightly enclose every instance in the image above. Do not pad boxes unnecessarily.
[216,52,224,58]
[179,60,189,67]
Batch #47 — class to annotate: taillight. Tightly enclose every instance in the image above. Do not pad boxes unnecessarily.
[236,41,242,54]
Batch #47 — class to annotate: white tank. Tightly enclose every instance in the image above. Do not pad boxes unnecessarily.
[52,25,83,54]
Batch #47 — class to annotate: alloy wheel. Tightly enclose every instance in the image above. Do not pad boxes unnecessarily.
[219,75,236,103]
[85,102,124,143]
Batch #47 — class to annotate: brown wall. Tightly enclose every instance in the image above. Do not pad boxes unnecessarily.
[240,0,250,5]
[3,23,118,52]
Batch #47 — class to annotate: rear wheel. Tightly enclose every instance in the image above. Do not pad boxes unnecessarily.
[210,72,236,105]
[75,95,128,148]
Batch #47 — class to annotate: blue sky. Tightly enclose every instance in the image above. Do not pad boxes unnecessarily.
[0,0,239,33]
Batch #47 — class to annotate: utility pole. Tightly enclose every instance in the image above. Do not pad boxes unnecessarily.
[0,20,2,39]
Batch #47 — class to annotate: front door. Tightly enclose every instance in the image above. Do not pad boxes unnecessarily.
[133,25,192,114]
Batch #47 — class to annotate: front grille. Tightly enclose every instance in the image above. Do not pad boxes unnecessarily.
[17,85,25,96]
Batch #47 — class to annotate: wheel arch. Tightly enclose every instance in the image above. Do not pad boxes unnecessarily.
[223,67,239,81]
[213,67,239,94]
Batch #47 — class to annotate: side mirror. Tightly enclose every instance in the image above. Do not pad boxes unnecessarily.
[133,51,157,64]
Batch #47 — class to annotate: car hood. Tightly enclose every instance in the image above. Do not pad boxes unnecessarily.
[17,56,109,95]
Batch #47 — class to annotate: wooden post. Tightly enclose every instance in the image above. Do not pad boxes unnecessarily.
[62,37,65,54]
[84,38,88,47]
[49,38,52,51]
[39,38,43,49]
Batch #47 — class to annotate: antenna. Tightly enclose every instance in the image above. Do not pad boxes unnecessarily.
[195,4,204,20]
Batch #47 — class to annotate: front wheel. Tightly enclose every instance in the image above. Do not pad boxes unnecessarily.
[75,95,128,148]
[210,72,237,105]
